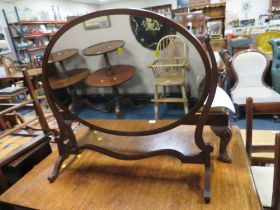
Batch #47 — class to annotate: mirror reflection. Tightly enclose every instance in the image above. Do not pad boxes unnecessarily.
[46,14,206,131]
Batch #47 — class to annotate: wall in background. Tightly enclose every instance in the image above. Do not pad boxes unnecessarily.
[225,0,270,28]
[98,0,226,10]
[98,0,177,10]
[0,0,98,59]
[52,15,205,96]
[0,0,97,23]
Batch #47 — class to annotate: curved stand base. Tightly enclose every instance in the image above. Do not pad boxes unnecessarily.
[204,164,211,203]
[48,155,68,183]
[48,146,212,203]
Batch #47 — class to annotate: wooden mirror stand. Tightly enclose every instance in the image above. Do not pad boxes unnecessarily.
[42,9,222,203]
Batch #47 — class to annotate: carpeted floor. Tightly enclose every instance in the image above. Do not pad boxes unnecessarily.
[74,102,280,131]
[230,115,280,131]
[17,98,279,131]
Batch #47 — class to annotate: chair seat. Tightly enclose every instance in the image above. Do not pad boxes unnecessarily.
[154,73,184,86]
[251,166,273,207]
[231,86,280,105]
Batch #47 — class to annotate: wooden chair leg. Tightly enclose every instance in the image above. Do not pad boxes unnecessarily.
[154,85,159,120]
[204,160,211,203]
[23,91,27,101]
[181,85,188,113]
[233,104,239,121]
[163,86,167,98]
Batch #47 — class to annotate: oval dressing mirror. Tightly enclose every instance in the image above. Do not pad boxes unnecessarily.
[42,9,212,135]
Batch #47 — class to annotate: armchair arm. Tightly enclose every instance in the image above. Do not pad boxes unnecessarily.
[148,58,188,68]
[147,59,160,69]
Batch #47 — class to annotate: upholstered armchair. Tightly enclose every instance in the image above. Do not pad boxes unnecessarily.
[269,38,280,94]
[230,49,280,119]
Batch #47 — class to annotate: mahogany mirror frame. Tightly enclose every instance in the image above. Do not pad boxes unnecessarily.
[42,8,217,136]
[41,9,218,203]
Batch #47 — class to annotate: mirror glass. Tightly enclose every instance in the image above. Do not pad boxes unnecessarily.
[45,14,207,133]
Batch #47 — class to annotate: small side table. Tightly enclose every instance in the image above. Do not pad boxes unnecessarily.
[85,65,135,117]
[48,49,92,111]
[48,49,79,72]
[82,40,125,75]
[83,40,136,117]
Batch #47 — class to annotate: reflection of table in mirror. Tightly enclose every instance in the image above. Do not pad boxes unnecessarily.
[85,65,135,117]
[49,69,89,90]
[83,40,135,117]
[48,49,94,111]
[48,48,79,71]
[0,125,262,210]
[82,40,125,75]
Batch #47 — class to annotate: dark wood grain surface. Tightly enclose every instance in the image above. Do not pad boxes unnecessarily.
[0,125,262,210]
[48,48,79,63]
[48,68,89,89]
[85,64,135,87]
[82,40,125,56]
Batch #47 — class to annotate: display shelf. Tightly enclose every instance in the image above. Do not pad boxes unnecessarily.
[13,33,55,38]
[208,16,225,20]
[190,2,225,10]
[27,45,47,51]
[144,4,172,18]
[2,7,67,64]
[17,45,47,51]
[9,20,67,25]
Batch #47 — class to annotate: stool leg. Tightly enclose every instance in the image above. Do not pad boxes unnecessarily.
[163,86,167,98]
[8,97,12,103]
[181,85,188,113]
[154,85,159,120]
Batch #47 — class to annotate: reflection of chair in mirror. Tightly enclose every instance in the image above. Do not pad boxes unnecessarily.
[230,49,280,119]
[245,97,280,209]
[148,35,189,119]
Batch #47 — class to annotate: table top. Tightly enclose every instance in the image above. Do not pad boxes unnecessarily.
[85,64,135,87]
[48,68,90,89]
[0,68,42,80]
[48,48,79,63]
[0,88,27,99]
[82,40,125,56]
[0,124,262,210]
[0,131,48,167]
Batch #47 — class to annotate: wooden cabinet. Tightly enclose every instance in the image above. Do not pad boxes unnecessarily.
[270,0,280,19]
[210,38,226,52]
[2,7,66,64]
[172,2,226,36]
[144,4,172,18]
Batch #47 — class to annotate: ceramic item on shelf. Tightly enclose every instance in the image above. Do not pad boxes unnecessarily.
[20,8,37,21]
[38,10,50,20]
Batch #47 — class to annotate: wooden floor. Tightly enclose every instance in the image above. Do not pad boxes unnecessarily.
[0,125,261,210]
